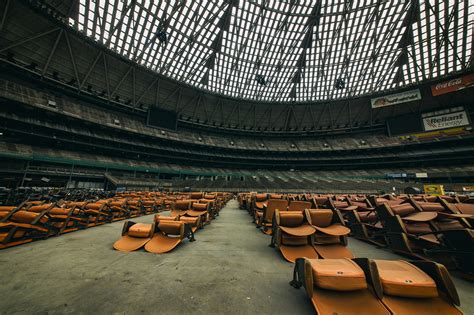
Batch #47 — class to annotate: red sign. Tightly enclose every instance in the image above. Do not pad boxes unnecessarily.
[431,73,474,96]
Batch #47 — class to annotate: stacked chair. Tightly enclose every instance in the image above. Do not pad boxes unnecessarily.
[112,191,232,254]
[0,190,204,250]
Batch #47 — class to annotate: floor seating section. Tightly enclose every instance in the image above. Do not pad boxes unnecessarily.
[239,192,474,278]
[0,191,232,250]
[290,257,462,315]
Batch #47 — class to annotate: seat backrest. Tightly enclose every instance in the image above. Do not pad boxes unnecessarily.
[265,199,289,221]
[454,203,474,215]
[255,194,268,202]
[279,211,304,227]
[313,196,329,206]
[204,194,216,200]
[154,214,178,223]
[190,192,203,199]
[158,221,184,238]
[288,201,311,212]
[28,204,52,213]
[192,203,208,211]
[305,209,333,227]
[174,200,191,210]
[418,202,445,212]
[391,204,416,216]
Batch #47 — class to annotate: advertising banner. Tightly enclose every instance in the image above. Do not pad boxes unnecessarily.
[431,73,474,96]
[423,184,445,196]
[371,89,421,108]
[422,111,470,131]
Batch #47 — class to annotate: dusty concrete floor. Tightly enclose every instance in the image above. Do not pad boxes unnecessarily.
[0,200,472,314]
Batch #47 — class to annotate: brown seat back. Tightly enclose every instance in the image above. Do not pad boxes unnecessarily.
[306,209,333,228]
[279,211,304,227]
[288,201,311,212]
[190,192,203,200]
[265,199,288,222]
[158,221,184,237]
[192,203,208,211]
[174,200,191,210]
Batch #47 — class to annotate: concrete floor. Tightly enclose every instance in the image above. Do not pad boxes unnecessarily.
[0,200,472,314]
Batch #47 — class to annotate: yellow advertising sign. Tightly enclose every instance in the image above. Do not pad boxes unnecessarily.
[423,184,445,196]
[462,186,474,192]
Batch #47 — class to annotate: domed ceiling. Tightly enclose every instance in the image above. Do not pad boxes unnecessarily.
[69,0,472,102]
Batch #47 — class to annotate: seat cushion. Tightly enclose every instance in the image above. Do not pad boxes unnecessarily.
[310,259,367,291]
[128,223,152,238]
[375,260,438,298]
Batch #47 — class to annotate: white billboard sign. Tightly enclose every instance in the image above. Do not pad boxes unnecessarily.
[422,111,470,131]
[371,89,421,108]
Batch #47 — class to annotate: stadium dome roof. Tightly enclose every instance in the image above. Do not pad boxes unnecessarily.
[71,0,473,103]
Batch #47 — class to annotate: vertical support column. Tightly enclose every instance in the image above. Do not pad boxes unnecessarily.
[20,160,30,188]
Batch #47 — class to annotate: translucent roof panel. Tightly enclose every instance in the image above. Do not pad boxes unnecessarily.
[73,0,474,102]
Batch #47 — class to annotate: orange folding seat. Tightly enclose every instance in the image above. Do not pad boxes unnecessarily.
[291,258,463,315]
[269,193,283,199]
[186,202,209,227]
[291,258,389,315]
[145,219,192,254]
[272,210,317,263]
[48,206,83,234]
[127,199,143,217]
[178,216,200,233]
[257,199,288,234]
[305,209,353,259]
[0,204,54,249]
[373,260,462,315]
[200,194,218,218]
[253,193,268,222]
[109,199,129,221]
[113,221,154,252]
[155,214,200,234]
[288,200,312,213]
[171,200,191,216]
[190,192,203,200]
[83,202,109,226]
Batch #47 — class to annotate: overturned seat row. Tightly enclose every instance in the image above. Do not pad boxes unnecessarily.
[113,192,232,254]
[0,191,231,250]
[291,257,463,315]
